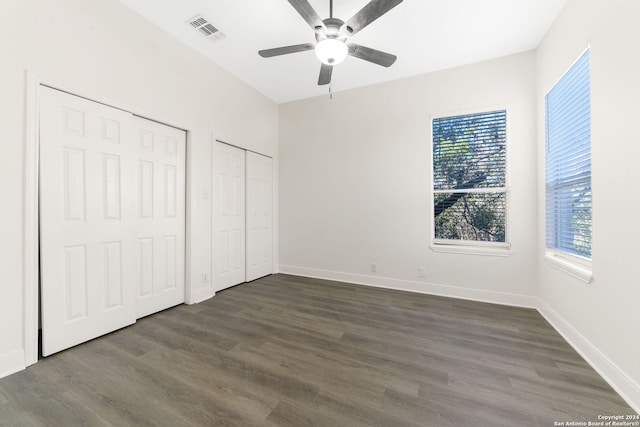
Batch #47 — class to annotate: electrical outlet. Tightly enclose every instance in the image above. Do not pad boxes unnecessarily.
[370,264,377,273]
[202,273,208,283]
[418,267,426,278]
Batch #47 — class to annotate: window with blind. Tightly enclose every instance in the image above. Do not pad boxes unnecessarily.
[545,49,592,259]
[432,110,508,245]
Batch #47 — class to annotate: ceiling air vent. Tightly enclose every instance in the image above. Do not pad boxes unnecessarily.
[187,14,226,41]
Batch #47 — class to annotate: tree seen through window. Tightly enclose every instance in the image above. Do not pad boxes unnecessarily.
[432,110,507,243]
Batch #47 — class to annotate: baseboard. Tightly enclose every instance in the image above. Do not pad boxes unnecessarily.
[537,300,640,414]
[0,349,26,379]
[278,265,537,308]
[188,287,215,305]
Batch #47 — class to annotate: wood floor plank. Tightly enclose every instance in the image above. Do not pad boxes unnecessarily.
[0,273,636,426]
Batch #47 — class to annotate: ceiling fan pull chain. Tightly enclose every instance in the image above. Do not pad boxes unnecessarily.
[329,83,333,100]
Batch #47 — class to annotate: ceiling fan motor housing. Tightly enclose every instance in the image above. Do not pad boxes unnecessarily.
[315,17,352,42]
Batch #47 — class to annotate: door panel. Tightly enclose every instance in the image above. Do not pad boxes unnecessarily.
[212,142,246,290]
[40,87,136,356]
[246,152,273,281]
[133,116,186,319]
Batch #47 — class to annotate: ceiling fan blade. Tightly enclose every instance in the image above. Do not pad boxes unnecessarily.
[348,44,397,67]
[259,43,315,58]
[318,63,333,85]
[287,0,325,31]
[345,0,403,36]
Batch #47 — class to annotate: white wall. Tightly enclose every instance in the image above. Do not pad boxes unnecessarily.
[279,51,538,306]
[0,0,278,377]
[536,0,640,412]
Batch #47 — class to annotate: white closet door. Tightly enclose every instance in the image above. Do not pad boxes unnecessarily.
[212,142,246,291]
[40,87,136,356]
[133,117,186,319]
[246,152,273,281]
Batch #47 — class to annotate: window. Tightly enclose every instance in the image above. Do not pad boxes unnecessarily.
[545,49,591,260]
[432,110,508,246]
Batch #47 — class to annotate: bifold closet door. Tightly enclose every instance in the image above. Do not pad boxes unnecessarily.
[212,142,246,291]
[40,88,187,356]
[246,152,273,281]
[40,87,136,356]
[133,116,186,319]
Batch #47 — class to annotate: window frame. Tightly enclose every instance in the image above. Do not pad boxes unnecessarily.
[543,47,593,283]
[429,106,512,256]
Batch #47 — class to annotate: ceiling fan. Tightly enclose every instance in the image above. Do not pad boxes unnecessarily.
[259,0,403,86]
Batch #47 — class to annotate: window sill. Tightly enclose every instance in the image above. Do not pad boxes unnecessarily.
[544,251,593,283]
[430,243,512,257]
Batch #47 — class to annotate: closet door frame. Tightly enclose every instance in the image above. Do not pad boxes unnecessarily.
[23,74,192,366]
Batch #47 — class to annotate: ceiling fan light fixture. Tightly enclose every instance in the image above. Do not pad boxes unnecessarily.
[315,39,348,65]
[259,0,404,86]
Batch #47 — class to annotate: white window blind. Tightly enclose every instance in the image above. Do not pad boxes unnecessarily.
[432,110,507,244]
[545,49,592,259]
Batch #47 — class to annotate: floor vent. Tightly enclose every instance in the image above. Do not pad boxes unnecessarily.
[187,14,226,41]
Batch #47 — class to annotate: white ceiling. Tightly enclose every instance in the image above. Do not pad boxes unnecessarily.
[119,0,567,104]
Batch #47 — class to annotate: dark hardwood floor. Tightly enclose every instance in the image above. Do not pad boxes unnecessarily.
[0,274,635,426]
